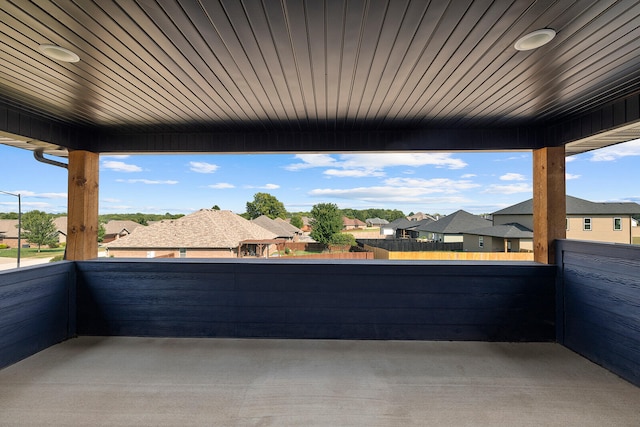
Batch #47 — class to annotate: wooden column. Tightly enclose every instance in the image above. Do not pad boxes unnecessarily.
[66,150,99,260]
[533,146,566,264]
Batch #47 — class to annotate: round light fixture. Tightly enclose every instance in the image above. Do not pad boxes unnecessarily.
[38,44,80,62]
[514,29,556,51]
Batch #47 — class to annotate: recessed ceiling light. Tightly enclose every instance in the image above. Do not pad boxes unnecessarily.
[38,44,80,62]
[514,29,556,51]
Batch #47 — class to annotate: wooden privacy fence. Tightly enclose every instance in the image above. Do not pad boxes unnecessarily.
[358,239,463,252]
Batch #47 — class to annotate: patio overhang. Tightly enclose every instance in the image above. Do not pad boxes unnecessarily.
[2,1,640,262]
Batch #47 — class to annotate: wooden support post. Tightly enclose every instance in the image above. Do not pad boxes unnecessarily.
[66,150,99,260]
[533,146,566,264]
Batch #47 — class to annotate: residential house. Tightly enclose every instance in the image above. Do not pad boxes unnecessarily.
[252,215,302,241]
[0,217,66,248]
[300,216,312,232]
[365,217,388,227]
[405,218,436,240]
[342,217,366,230]
[492,195,640,245]
[106,209,279,258]
[0,219,18,248]
[407,212,438,222]
[463,223,533,253]
[380,217,415,237]
[102,220,144,243]
[417,210,492,243]
[53,216,67,245]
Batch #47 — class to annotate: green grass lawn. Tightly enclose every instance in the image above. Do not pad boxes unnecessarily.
[0,247,66,259]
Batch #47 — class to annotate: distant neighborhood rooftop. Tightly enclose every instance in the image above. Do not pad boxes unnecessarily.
[106,210,277,249]
[418,210,492,235]
[493,196,640,216]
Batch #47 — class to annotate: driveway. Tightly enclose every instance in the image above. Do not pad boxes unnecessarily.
[0,256,54,271]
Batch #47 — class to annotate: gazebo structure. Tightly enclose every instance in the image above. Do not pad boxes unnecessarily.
[1,1,639,423]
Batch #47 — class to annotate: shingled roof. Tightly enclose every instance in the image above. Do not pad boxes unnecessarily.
[106,210,277,249]
[252,215,297,238]
[103,220,143,235]
[493,195,640,216]
[464,223,534,239]
[0,219,18,239]
[418,210,492,234]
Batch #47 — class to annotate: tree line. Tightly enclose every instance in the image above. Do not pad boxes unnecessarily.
[1,192,410,250]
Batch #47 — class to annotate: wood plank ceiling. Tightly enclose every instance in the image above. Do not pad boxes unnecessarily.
[1,0,640,152]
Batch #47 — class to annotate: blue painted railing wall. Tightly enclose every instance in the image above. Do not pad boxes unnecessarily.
[557,240,640,387]
[76,259,556,341]
[0,262,75,369]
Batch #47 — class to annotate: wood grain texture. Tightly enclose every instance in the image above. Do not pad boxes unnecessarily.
[533,146,566,264]
[76,259,556,341]
[66,151,99,261]
[557,240,640,387]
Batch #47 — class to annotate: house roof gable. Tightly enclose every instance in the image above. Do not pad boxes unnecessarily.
[106,209,277,249]
[493,196,640,216]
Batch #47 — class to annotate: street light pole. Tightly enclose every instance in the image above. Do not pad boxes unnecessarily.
[0,190,21,268]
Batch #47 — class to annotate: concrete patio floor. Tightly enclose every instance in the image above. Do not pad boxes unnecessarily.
[1,337,639,426]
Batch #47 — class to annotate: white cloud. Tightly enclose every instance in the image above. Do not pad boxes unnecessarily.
[590,139,640,161]
[500,173,526,181]
[5,190,67,199]
[308,186,471,205]
[100,155,130,159]
[384,177,481,192]
[324,169,385,178]
[284,154,337,171]
[116,179,178,185]
[285,153,468,178]
[339,153,468,170]
[189,161,219,173]
[244,183,281,190]
[565,156,577,163]
[566,173,581,180]
[101,197,121,203]
[207,183,235,189]
[461,174,476,178]
[483,183,532,194]
[102,160,142,172]
[307,175,481,205]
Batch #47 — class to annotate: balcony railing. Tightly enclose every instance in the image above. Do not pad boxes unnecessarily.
[1,240,639,387]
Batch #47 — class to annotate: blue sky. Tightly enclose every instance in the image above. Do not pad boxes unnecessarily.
[1,140,639,216]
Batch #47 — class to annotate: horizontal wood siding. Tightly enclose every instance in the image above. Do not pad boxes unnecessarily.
[76,260,555,341]
[0,262,75,369]
[557,240,640,387]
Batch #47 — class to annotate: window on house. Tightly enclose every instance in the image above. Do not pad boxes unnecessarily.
[583,218,592,231]
[479,236,484,248]
[566,218,569,231]
[179,248,187,258]
[614,217,622,231]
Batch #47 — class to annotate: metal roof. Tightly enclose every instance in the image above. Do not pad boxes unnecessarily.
[2,1,640,154]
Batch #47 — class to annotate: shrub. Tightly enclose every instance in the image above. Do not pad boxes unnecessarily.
[49,254,65,262]
[0,244,8,249]
[329,233,356,247]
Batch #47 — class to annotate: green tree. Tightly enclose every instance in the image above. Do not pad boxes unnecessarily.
[246,192,287,219]
[211,205,221,210]
[20,210,58,252]
[310,203,343,245]
[290,214,304,229]
[98,223,106,243]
